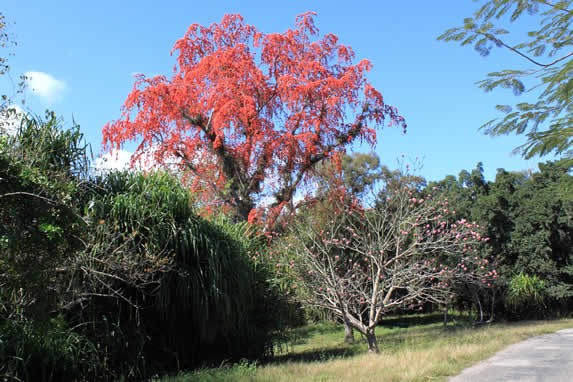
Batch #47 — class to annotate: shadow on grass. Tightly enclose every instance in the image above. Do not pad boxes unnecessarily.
[380,312,450,328]
[266,314,489,366]
[271,322,343,349]
[268,346,360,365]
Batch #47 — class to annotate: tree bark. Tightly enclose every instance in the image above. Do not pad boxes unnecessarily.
[343,319,355,344]
[365,328,379,353]
[475,292,484,322]
[488,289,496,323]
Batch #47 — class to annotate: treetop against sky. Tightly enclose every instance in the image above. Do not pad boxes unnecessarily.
[0,1,563,180]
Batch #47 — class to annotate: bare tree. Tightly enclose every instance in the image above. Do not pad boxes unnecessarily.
[294,184,494,353]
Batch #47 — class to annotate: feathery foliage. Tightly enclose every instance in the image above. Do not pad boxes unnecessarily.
[439,0,573,158]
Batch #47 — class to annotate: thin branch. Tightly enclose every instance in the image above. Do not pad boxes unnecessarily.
[486,32,573,68]
[534,0,573,14]
[174,150,229,202]
[0,191,56,204]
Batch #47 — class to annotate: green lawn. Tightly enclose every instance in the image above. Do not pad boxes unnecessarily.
[158,314,573,382]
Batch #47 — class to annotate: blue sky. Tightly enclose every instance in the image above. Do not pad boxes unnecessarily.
[1,0,553,181]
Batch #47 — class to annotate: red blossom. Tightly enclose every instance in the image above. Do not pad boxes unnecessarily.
[103,13,406,225]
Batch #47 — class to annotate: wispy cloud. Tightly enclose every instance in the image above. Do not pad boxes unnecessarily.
[24,71,67,104]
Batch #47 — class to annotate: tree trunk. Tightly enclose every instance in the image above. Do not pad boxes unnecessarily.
[343,319,355,344]
[235,197,255,222]
[475,293,484,322]
[365,328,379,353]
[443,303,449,327]
[488,289,496,323]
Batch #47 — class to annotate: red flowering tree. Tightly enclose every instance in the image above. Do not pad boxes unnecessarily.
[293,183,495,353]
[103,13,406,223]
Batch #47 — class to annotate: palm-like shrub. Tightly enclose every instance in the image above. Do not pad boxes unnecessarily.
[70,171,275,378]
[506,273,547,318]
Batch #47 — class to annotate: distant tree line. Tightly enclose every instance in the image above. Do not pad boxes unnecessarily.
[273,153,572,340]
[429,159,573,319]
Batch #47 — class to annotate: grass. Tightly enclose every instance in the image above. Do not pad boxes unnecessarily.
[159,314,573,382]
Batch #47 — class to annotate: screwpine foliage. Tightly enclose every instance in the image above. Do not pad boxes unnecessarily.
[1,113,284,380]
[439,0,573,158]
[69,171,279,378]
[507,273,547,316]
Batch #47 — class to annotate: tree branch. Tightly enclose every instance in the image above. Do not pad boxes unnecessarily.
[0,191,57,205]
[485,32,573,68]
[534,0,573,14]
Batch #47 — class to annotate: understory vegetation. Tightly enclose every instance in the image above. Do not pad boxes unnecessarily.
[0,114,296,380]
[1,112,571,381]
[179,316,573,382]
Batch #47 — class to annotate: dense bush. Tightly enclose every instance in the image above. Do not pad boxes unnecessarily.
[69,171,280,377]
[0,316,99,381]
[0,112,100,380]
[0,113,286,380]
[506,273,547,319]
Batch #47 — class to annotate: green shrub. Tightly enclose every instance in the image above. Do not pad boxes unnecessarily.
[0,316,100,381]
[506,273,547,318]
[66,172,279,378]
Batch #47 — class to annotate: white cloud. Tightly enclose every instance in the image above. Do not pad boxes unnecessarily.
[93,147,184,175]
[94,149,133,173]
[24,71,67,104]
[0,105,26,136]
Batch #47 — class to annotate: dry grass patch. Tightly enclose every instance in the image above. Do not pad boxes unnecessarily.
[168,317,573,382]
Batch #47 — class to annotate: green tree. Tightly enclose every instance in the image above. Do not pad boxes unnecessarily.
[0,112,100,381]
[431,160,573,318]
[509,160,573,308]
[341,152,384,197]
[0,112,90,323]
[439,0,573,158]
[0,12,25,114]
[428,163,489,222]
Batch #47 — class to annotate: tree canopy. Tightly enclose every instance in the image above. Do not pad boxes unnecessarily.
[103,13,406,223]
[439,0,572,159]
[430,159,573,318]
[290,168,493,353]
[0,12,9,80]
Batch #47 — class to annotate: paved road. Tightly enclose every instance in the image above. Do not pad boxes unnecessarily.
[449,328,573,382]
